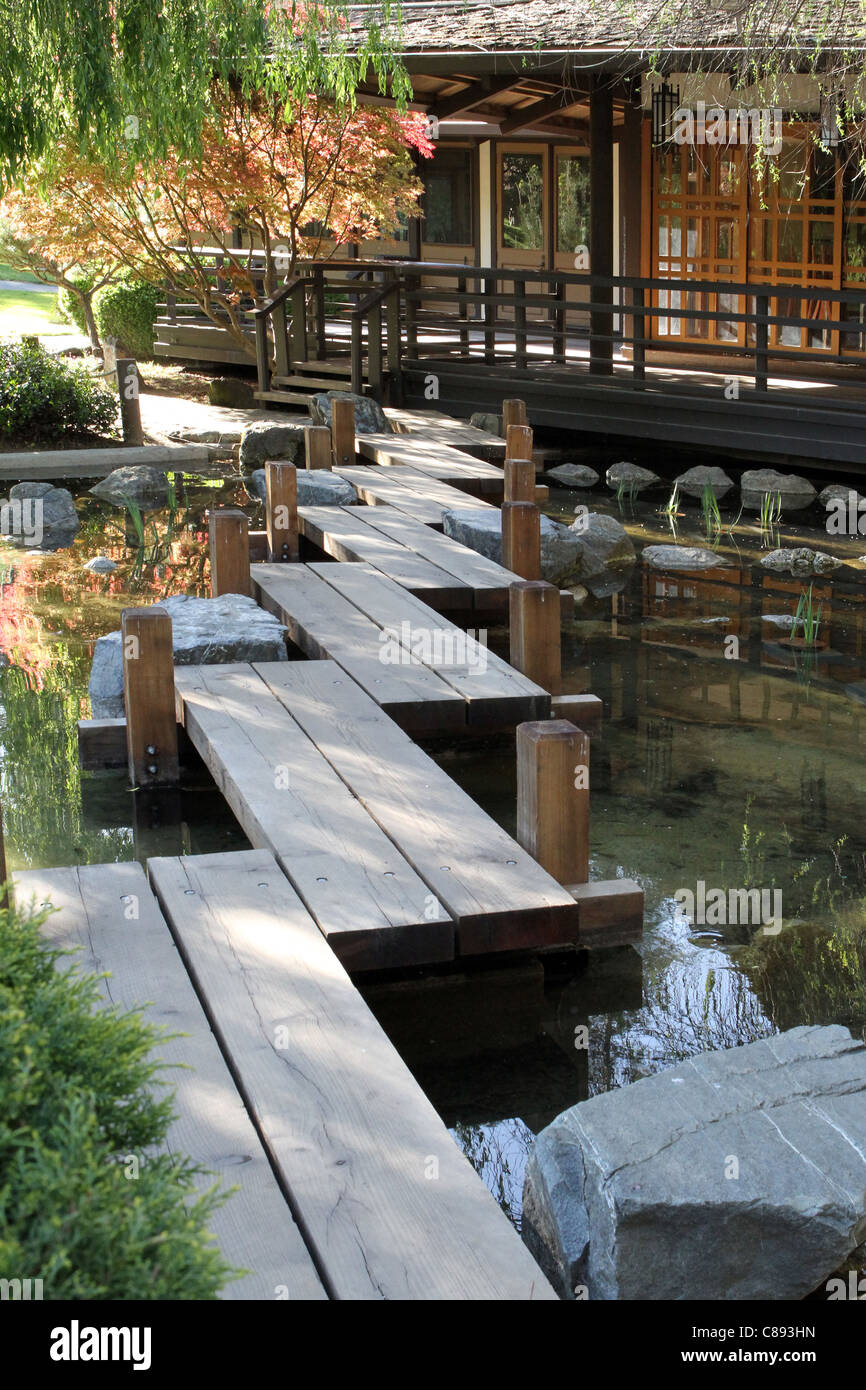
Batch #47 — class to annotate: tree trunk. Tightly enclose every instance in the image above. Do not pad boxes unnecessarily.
[76,290,101,352]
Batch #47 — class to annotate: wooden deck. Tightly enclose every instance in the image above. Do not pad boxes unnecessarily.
[299,503,511,613]
[335,464,497,528]
[16,855,556,1300]
[252,560,547,730]
[355,433,506,497]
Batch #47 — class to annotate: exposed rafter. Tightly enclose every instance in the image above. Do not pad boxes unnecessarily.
[430,73,526,120]
[498,88,587,135]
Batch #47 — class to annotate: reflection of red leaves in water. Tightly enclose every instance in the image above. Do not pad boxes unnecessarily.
[0,553,54,684]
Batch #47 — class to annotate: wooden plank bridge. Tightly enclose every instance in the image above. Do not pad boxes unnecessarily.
[38,396,645,1300]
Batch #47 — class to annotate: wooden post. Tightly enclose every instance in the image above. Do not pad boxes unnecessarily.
[331,397,356,467]
[501,399,527,434]
[501,500,540,580]
[305,424,332,470]
[121,607,179,788]
[590,76,615,377]
[209,509,250,596]
[510,581,561,694]
[265,461,299,562]
[505,423,533,462]
[517,720,589,885]
[116,359,144,446]
[504,458,536,503]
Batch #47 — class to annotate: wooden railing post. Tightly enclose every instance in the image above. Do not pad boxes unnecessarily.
[368,302,383,399]
[272,299,291,377]
[209,509,250,596]
[553,279,567,364]
[514,297,528,370]
[755,292,769,393]
[266,461,299,562]
[405,273,419,360]
[632,286,646,383]
[506,422,533,461]
[502,399,527,435]
[502,500,540,580]
[331,397,356,467]
[517,720,589,884]
[290,281,307,363]
[306,424,332,470]
[457,274,470,355]
[116,359,143,446]
[350,315,363,394]
[121,606,179,788]
[504,458,536,502]
[483,271,496,364]
[255,314,271,395]
[313,266,327,360]
[510,580,561,694]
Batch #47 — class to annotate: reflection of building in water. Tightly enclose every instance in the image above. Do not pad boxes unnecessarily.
[645,717,675,793]
[800,768,828,834]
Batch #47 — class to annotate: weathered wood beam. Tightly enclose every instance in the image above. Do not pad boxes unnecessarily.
[431,74,525,120]
[499,89,585,135]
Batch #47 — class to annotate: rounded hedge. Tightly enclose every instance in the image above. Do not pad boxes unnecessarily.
[93,274,159,360]
[0,339,117,441]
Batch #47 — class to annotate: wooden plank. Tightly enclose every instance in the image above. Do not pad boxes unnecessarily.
[298,504,472,608]
[149,848,557,1301]
[77,717,127,770]
[14,861,326,1302]
[336,464,497,528]
[251,563,466,732]
[347,505,514,611]
[254,660,579,956]
[173,663,453,971]
[356,433,504,497]
[311,562,550,725]
[384,406,507,461]
[0,444,210,481]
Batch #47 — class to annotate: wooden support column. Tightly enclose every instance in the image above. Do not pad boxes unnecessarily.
[116,359,144,445]
[517,720,589,885]
[265,461,299,562]
[331,398,356,468]
[510,580,561,694]
[590,77,614,377]
[305,424,332,470]
[504,459,536,503]
[209,509,250,596]
[501,399,527,434]
[505,423,533,462]
[621,85,644,348]
[501,500,540,580]
[121,607,179,788]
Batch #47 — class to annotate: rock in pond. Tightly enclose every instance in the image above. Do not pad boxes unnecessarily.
[310,391,391,435]
[89,594,288,719]
[523,1025,866,1301]
[470,411,502,436]
[819,483,865,509]
[760,547,842,577]
[547,463,600,489]
[249,467,358,507]
[239,420,311,468]
[89,466,170,510]
[606,461,661,493]
[642,544,731,570]
[442,508,634,591]
[0,481,80,549]
[674,465,735,500]
[740,468,817,511]
[83,555,117,574]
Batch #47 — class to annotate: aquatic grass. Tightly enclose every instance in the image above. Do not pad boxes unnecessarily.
[615,478,638,510]
[662,481,680,518]
[701,482,722,539]
[759,489,783,530]
[794,583,823,647]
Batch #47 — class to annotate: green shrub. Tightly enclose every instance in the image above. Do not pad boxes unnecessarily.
[56,269,98,336]
[0,339,117,441]
[0,896,235,1298]
[93,274,159,359]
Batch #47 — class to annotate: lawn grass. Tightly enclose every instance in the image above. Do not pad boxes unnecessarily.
[0,288,71,338]
[0,261,42,284]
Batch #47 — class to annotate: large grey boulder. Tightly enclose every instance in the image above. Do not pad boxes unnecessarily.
[760,547,843,577]
[89,594,288,718]
[442,508,634,592]
[547,464,599,489]
[523,1025,866,1301]
[643,545,731,571]
[239,420,311,469]
[606,461,660,493]
[207,377,255,408]
[741,469,817,512]
[0,481,79,549]
[819,483,865,509]
[674,465,734,500]
[249,467,357,507]
[469,411,502,436]
[89,466,169,510]
[310,391,391,435]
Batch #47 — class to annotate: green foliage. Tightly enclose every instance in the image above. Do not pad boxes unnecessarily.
[57,269,99,334]
[0,339,116,440]
[794,583,823,646]
[0,896,235,1297]
[0,1,410,189]
[93,275,159,360]
[701,482,722,539]
[759,490,783,529]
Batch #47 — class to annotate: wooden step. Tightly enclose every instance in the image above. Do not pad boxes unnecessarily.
[14,861,326,1302]
[173,663,454,972]
[253,660,578,956]
[253,389,325,406]
[148,848,557,1301]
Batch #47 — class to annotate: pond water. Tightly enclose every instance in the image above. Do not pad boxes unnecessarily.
[2,464,866,1290]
